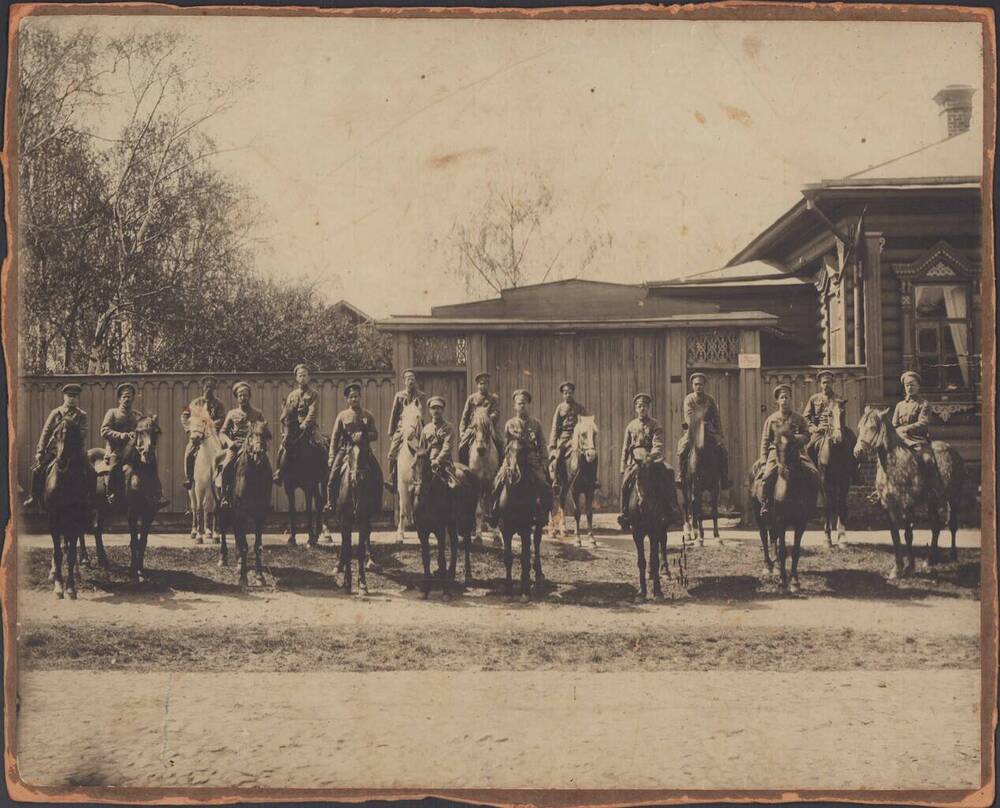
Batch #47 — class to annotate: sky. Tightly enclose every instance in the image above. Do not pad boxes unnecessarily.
[27,14,985,318]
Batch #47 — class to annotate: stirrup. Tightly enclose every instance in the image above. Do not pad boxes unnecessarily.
[182,479,193,490]
[22,496,36,508]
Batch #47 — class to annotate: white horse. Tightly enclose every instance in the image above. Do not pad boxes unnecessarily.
[187,404,224,545]
[395,402,424,542]
[467,407,501,544]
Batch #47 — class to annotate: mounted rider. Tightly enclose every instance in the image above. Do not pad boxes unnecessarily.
[548,380,590,489]
[457,372,505,464]
[218,381,268,509]
[23,383,90,509]
[181,375,226,491]
[100,382,170,510]
[324,381,381,512]
[676,372,731,489]
[385,368,427,493]
[423,395,459,488]
[617,393,673,530]
[489,389,553,524]
[273,363,324,485]
[803,370,859,477]
[756,383,820,519]
[891,370,945,497]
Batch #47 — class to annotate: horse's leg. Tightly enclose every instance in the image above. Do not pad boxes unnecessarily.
[138,513,152,582]
[65,532,79,599]
[711,487,721,543]
[219,513,229,567]
[254,523,266,585]
[633,532,647,601]
[587,491,595,541]
[533,521,544,586]
[94,509,109,569]
[51,533,64,598]
[341,528,352,594]
[417,528,432,598]
[502,529,514,599]
[357,525,370,595]
[304,489,317,547]
[463,517,473,585]
[886,519,904,580]
[286,487,298,545]
[78,522,90,567]
[776,527,788,590]
[789,526,804,592]
[759,520,773,577]
[661,526,671,578]
[949,500,960,562]
[236,525,249,588]
[650,527,663,599]
[903,522,916,575]
[445,522,458,599]
[127,512,140,581]
[519,527,532,602]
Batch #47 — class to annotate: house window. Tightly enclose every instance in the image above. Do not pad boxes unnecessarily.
[913,284,973,391]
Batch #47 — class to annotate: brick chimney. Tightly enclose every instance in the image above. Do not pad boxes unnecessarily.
[933,85,975,137]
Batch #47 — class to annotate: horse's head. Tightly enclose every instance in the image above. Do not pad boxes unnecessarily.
[573,416,598,463]
[826,398,845,444]
[471,407,494,457]
[245,421,271,463]
[774,426,802,470]
[407,439,436,508]
[854,406,891,460]
[134,415,161,465]
[187,402,215,445]
[503,436,528,486]
[689,415,707,450]
[52,415,86,465]
[281,405,302,437]
[400,402,423,444]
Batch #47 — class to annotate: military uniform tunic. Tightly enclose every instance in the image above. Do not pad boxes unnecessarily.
[549,400,588,454]
[458,391,504,462]
[388,388,427,462]
[329,408,379,462]
[621,416,665,475]
[494,415,550,496]
[101,406,142,460]
[422,419,455,471]
[676,392,729,481]
[892,396,932,448]
[221,405,267,449]
[283,387,320,434]
[36,404,89,463]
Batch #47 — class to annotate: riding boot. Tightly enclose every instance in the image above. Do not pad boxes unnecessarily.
[759,476,776,520]
[617,477,632,530]
[22,464,43,507]
[182,443,197,490]
[384,458,397,494]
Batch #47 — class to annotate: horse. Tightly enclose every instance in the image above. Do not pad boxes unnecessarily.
[86,415,164,583]
[854,406,965,576]
[495,437,547,602]
[681,416,722,547]
[552,416,600,545]
[813,398,857,548]
[279,406,327,547]
[623,448,674,601]
[395,402,424,542]
[186,404,223,545]
[330,433,383,595]
[42,417,92,599]
[467,407,502,544]
[226,421,273,588]
[750,427,819,592]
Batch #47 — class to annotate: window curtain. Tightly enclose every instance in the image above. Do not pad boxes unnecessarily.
[941,286,970,385]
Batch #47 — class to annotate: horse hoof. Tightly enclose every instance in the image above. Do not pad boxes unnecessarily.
[697,539,704,548]
[239,577,248,590]
[212,536,221,545]
[365,560,377,572]
[443,590,453,601]
[473,536,483,546]
[47,570,56,583]
[887,567,899,581]
[66,588,77,600]
[790,580,801,593]
[359,584,369,596]
[323,534,334,544]
[55,589,64,599]
[255,574,266,586]
[287,537,297,546]
[520,593,531,604]
[80,556,91,568]
[218,557,227,568]
[421,589,430,600]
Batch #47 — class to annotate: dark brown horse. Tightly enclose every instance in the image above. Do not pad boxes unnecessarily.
[43,417,92,599]
[496,437,546,601]
[854,406,965,576]
[682,416,722,546]
[279,408,327,547]
[750,427,818,592]
[329,434,383,595]
[86,415,163,582]
[813,398,857,547]
[225,421,273,588]
[623,448,674,600]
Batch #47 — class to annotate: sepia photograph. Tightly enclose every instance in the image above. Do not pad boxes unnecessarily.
[2,3,996,803]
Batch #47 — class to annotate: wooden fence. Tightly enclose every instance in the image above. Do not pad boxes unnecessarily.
[16,370,466,515]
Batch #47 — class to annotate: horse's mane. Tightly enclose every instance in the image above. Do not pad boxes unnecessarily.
[571,416,598,450]
[188,402,218,436]
[471,406,495,437]
[400,401,423,437]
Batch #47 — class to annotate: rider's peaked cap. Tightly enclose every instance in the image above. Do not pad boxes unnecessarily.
[474,372,491,383]
[428,395,446,408]
[815,370,835,384]
[773,383,793,400]
[633,392,652,406]
[232,381,252,396]
[900,370,922,385]
[115,381,137,398]
[200,375,219,387]
[559,380,575,392]
[293,363,310,375]
[344,381,363,397]
[61,383,82,396]
[689,372,707,385]
[512,389,532,403]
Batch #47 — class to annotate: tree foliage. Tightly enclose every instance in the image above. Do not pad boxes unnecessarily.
[17,23,390,375]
